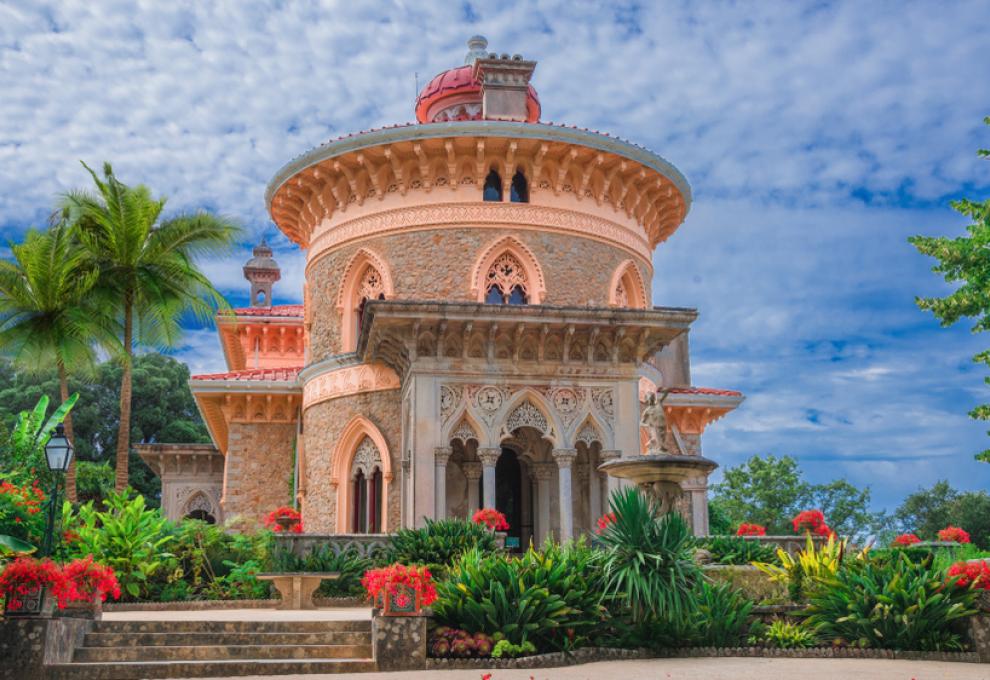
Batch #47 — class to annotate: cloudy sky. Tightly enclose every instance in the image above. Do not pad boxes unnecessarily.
[2,1,989,510]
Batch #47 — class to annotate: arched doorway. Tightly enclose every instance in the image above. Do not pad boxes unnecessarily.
[494,448,532,551]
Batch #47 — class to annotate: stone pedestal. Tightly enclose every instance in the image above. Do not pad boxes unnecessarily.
[0,616,91,680]
[372,610,428,671]
[970,613,990,663]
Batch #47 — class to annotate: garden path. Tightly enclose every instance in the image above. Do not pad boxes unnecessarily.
[193,657,989,679]
[102,607,372,621]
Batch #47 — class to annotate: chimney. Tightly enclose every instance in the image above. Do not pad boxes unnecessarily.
[473,53,537,122]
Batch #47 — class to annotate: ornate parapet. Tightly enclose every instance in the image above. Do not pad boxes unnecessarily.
[273,533,392,560]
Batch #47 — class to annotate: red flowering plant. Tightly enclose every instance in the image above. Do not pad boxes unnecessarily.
[471,508,509,531]
[361,563,437,613]
[0,479,46,545]
[596,512,617,535]
[62,556,121,603]
[937,526,971,544]
[893,533,922,548]
[736,522,767,537]
[0,557,73,611]
[946,560,990,591]
[264,506,303,533]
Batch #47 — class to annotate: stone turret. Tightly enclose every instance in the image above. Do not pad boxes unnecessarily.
[243,238,280,307]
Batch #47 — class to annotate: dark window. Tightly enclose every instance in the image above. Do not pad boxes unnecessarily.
[510,170,528,203]
[483,170,503,201]
[485,286,504,304]
[508,285,528,305]
[186,510,216,524]
[353,470,366,533]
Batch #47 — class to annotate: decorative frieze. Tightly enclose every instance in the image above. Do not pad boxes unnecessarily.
[303,362,400,408]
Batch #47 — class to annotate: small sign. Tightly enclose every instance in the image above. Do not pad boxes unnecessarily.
[505,536,520,549]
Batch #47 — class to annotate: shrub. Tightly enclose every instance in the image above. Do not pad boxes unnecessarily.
[433,540,606,652]
[0,478,46,546]
[701,535,778,565]
[430,627,495,658]
[690,581,754,647]
[946,560,990,590]
[754,533,857,602]
[893,533,921,547]
[757,619,819,648]
[805,552,978,651]
[471,508,509,531]
[597,488,699,625]
[386,518,497,572]
[736,523,766,537]
[362,563,437,608]
[938,526,971,544]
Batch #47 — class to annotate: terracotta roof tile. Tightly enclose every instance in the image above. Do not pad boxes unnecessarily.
[191,366,302,382]
[666,386,743,397]
[225,304,304,318]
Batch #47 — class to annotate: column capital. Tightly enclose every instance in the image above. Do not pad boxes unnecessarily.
[552,448,578,469]
[434,446,453,466]
[531,462,556,481]
[477,448,501,466]
[599,449,622,462]
[462,461,483,481]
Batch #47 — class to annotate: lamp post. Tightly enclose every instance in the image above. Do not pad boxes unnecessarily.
[42,423,74,558]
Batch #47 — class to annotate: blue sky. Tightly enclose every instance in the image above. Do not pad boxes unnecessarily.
[1,1,989,511]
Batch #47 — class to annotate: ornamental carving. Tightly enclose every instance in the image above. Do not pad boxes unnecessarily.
[440,385,460,422]
[303,363,401,408]
[358,265,385,301]
[451,419,478,444]
[486,253,529,301]
[576,421,603,447]
[351,437,382,477]
[475,386,505,413]
[505,401,548,434]
[614,280,629,307]
[592,388,615,423]
[309,203,652,264]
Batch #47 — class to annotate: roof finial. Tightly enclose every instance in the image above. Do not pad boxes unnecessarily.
[464,35,488,65]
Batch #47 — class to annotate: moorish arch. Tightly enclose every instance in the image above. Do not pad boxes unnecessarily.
[609,259,649,309]
[497,389,561,447]
[470,235,546,304]
[331,415,393,533]
[183,490,218,524]
[336,248,395,352]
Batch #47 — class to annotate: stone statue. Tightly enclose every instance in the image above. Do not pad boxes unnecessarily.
[640,391,671,454]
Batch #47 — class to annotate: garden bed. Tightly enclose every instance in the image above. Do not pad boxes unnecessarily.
[427,645,982,670]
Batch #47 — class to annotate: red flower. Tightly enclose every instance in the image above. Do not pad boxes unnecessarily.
[938,526,971,544]
[736,522,767,537]
[814,523,836,539]
[596,512,617,534]
[791,509,826,534]
[471,508,509,531]
[361,563,437,608]
[946,560,990,590]
[263,506,303,533]
[893,533,921,547]
[62,556,121,603]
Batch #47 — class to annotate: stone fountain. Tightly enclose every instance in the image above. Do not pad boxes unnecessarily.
[598,391,717,516]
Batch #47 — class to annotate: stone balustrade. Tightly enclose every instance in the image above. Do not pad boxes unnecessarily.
[274,533,392,559]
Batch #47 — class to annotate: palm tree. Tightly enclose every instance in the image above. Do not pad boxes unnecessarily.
[61,162,239,492]
[0,223,117,500]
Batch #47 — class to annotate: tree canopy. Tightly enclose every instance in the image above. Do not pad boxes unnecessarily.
[894,480,990,549]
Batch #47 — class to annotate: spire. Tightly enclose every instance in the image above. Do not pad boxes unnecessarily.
[464,35,489,65]
[243,238,281,307]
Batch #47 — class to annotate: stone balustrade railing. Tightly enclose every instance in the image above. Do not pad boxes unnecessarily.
[703,534,828,556]
[274,533,392,559]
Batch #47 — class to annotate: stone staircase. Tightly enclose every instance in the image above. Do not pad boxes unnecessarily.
[47,619,377,679]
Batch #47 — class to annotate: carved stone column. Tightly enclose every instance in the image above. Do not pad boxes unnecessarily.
[531,463,555,544]
[434,447,452,520]
[462,462,482,516]
[599,449,622,497]
[477,448,501,510]
[552,449,577,542]
[588,455,602,525]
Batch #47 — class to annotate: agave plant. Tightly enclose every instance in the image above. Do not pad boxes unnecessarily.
[596,487,699,625]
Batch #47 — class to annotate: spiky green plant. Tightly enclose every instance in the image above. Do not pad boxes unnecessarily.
[386,518,497,573]
[60,162,239,491]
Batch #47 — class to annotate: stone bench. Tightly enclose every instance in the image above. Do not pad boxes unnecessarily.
[256,572,340,610]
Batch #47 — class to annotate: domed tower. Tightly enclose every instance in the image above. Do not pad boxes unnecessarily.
[178,36,743,540]
[243,238,281,307]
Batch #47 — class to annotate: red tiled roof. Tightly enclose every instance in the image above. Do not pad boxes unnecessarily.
[414,64,540,123]
[225,304,304,318]
[665,386,743,397]
[191,366,302,382]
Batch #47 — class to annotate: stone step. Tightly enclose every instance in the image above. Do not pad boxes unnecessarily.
[83,630,371,647]
[47,658,377,679]
[74,643,373,663]
[90,619,370,634]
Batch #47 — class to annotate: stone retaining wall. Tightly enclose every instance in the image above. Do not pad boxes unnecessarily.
[0,616,92,680]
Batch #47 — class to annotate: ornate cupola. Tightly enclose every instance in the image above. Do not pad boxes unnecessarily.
[243,238,281,307]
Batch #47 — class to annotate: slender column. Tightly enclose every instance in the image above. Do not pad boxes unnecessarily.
[553,449,577,542]
[364,475,374,533]
[588,454,602,524]
[599,449,622,499]
[477,448,501,509]
[434,447,452,519]
[462,462,483,516]
[531,463,555,544]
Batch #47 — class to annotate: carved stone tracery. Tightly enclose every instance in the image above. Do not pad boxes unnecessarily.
[358,265,385,301]
[351,436,382,478]
[486,253,529,300]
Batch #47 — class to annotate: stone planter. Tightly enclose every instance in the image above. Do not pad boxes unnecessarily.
[56,597,103,620]
[2,586,55,618]
[381,583,422,616]
[274,515,300,532]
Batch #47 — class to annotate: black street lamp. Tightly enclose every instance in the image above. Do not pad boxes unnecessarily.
[41,423,73,558]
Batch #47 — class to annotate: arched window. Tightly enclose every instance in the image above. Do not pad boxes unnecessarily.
[354,264,386,343]
[485,252,529,305]
[350,436,384,534]
[609,260,648,309]
[483,170,503,202]
[510,170,528,203]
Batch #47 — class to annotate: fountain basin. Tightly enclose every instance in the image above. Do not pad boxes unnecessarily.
[598,454,717,485]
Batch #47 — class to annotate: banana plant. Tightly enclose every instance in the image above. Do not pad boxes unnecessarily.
[1,394,79,486]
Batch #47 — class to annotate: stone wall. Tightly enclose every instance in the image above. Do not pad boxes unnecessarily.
[372,612,428,671]
[222,421,296,525]
[306,228,650,360]
[0,617,91,680]
[303,390,401,533]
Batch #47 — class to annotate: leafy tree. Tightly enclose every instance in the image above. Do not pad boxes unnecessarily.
[0,223,117,500]
[894,480,990,549]
[810,479,881,539]
[61,162,238,490]
[909,117,990,463]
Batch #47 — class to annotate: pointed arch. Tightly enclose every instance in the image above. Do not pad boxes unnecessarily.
[336,248,395,352]
[497,388,561,447]
[609,259,648,309]
[470,235,546,304]
[445,407,485,446]
[331,415,393,533]
[572,413,610,449]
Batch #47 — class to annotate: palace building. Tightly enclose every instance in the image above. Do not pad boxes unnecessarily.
[140,36,743,542]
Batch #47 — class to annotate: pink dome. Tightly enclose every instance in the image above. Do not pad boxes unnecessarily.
[415,64,540,124]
